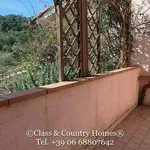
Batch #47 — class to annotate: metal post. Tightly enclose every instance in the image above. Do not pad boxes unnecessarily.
[56,3,64,81]
[80,0,88,77]
[96,0,101,73]
[127,0,132,67]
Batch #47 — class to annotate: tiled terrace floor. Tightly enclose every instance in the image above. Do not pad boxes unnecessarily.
[94,105,150,150]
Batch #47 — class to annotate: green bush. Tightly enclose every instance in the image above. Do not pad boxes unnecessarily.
[0,61,59,94]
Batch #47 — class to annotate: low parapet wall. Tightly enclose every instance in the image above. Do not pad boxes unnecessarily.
[0,67,141,150]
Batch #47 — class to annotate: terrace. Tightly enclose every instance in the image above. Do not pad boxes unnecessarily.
[94,105,150,150]
[0,0,150,150]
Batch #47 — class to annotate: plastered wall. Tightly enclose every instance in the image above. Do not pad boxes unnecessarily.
[0,67,140,150]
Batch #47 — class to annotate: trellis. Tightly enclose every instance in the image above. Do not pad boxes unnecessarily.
[55,0,131,81]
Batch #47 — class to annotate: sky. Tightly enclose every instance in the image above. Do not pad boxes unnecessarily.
[0,0,53,17]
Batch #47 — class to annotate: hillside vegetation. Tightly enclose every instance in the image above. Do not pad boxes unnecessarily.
[0,14,30,73]
[0,14,59,95]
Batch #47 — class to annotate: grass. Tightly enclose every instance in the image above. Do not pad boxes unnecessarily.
[0,52,18,74]
[0,62,59,95]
